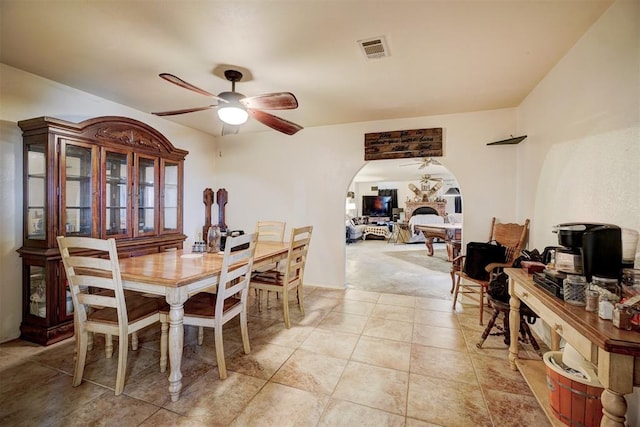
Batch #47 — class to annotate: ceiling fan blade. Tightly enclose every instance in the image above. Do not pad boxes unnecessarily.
[249,109,303,135]
[152,105,217,116]
[221,123,240,136]
[159,73,226,102]
[240,92,298,110]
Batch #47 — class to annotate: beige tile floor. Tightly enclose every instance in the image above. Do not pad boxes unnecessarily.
[0,241,550,426]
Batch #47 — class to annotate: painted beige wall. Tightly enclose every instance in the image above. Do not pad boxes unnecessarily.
[0,64,219,342]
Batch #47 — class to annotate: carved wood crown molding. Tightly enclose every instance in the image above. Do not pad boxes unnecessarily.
[17,116,189,159]
[95,126,167,154]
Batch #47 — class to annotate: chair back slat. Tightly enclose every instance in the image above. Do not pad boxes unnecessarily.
[255,221,286,242]
[490,218,530,264]
[77,293,118,308]
[74,275,117,290]
[57,236,127,326]
[216,233,258,317]
[282,226,313,285]
[67,255,114,272]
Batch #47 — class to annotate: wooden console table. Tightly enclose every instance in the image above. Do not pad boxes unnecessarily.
[506,268,640,427]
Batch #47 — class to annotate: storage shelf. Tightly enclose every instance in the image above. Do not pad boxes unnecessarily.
[515,358,562,427]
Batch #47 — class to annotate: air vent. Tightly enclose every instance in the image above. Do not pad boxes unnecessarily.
[358,36,390,60]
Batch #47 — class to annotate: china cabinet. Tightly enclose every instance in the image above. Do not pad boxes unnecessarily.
[17,116,188,345]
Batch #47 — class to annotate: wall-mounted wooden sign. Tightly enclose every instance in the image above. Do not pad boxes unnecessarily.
[364,128,443,161]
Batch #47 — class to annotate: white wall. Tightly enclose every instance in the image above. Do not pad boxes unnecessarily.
[516,1,639,421]
[0,64,219,342]
[517,0,639,250]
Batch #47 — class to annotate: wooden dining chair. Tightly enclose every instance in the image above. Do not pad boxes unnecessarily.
[251,225,313,328]
[451,218,530,324]
[159,232,258,380]
[57,236,161,395]
[255,220,286,242]
[253,220,286,299]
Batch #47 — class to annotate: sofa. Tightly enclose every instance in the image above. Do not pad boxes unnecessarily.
[346,216,368,243]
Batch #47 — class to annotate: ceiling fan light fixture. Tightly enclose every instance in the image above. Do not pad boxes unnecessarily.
[217,103,248,125]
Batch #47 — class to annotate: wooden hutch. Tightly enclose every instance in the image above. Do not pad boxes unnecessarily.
[17,116,188,345]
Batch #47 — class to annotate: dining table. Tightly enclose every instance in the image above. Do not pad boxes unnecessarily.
[118,241,289,401]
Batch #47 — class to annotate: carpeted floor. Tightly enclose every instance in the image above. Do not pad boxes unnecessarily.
[383,248,452,274]
[346,240,455,300]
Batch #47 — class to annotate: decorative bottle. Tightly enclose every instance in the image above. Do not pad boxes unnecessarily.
[206,225,221,253]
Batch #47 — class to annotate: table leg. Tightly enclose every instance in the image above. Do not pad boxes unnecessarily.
[508,292,521,371]
[165,289,188,402]
[600,389,627,427]
[425,237,434,256]
[598,350,633,427]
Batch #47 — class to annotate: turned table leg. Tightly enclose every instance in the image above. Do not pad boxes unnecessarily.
[165,288,188,402]
[597,349,633,427]
[600,389,627,427]
[508,291,521,371]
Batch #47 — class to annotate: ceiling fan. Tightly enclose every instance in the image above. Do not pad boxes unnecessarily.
[152,70,303,136]
[400,157,441,169]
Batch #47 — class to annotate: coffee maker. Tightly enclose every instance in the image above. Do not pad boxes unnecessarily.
[553,223,622,282]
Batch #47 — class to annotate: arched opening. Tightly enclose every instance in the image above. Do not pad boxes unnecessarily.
[344,158,463,300]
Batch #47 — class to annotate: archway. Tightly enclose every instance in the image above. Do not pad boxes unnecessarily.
[344,158,463,299]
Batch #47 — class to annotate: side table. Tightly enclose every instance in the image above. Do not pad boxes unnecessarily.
[388,222,410,244]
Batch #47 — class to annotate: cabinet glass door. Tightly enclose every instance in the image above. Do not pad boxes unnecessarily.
[104,150,131,237]
[26,143,46,240]
[136,155,158,235]
[63,142,95,236]
[162,160,180,232]
[27,265,46,318]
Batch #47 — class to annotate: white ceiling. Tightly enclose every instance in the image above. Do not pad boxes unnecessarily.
[0,1,612,181]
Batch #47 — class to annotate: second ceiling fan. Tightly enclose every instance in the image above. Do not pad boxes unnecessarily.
[152,69,303,135]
